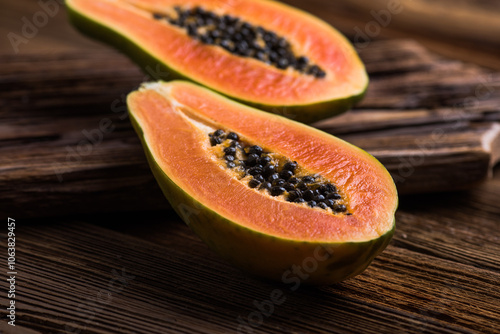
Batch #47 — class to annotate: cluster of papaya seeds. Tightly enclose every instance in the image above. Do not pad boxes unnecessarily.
[209,129,349,214]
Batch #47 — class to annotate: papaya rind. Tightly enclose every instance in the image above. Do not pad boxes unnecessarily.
[67,4,368,124]
[128,107,394,285]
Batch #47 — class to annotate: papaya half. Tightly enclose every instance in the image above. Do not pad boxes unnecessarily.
[127,81,397,285]
[67,0,368,123]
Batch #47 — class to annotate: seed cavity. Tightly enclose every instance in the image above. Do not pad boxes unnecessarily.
[209,129,349,214]
[152,7,327,78]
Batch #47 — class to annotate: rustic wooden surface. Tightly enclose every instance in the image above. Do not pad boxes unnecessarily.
[1,40,500,218]
[0,0,500,333]
[0,173,499,334]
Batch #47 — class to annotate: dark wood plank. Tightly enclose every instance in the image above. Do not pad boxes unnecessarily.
[329,122,500,193]
[1,40,500,217]
[281,0,500,70]
[282,0,500,47]
[0,172,499,333]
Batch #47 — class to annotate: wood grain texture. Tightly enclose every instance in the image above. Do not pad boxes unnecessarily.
[281,0,500,70]
[281,0,500,47]
[0,172,499,333]
[1,40,499,217]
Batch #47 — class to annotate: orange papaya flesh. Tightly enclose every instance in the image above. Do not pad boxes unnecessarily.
[67,0,368,123]
[127,81,397,285]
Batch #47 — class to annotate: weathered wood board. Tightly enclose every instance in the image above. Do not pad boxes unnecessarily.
[1,39,499,217]
[1,175,499,333]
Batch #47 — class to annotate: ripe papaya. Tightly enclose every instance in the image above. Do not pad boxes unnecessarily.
[127,81,397,285]
[67,0,368,123]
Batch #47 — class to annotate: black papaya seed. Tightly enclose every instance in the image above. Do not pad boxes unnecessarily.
[279,170,293,180]
[259,156,272,166]
[248,166,263,176]
[324,199,335,207]
[253,174,265,183]
[259,182,272,191]
[283,161,297,172]
[248,179,261,188]
[327,193,342,200]
[334,204,347,213]
[200,35,214,44]
[318,202,328,210]
[210,136,222,146]
[214,129,225,137]
[277,58,289,70]
[272,179,286,187]
[253,164,263,171]
[320,184,337,194]
[303,190,315,201]
[297,182,309,191]
[315,194,325,202]
[262,164,275,177]
[287,190,301,201]
[246,153,260,166]
[297,56,308,64]
[268,173,280,182]
[224,146,236,156]
[270,186,285,196]
[302,176,315,184]
[230,140,241,148]
[227,132,239,140]
[168,18,179,26]
[249,145,263,156]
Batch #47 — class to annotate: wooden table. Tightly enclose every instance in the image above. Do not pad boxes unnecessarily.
[1,1,499,333]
